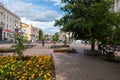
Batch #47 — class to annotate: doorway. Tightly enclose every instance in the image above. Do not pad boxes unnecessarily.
[0,29,2,40]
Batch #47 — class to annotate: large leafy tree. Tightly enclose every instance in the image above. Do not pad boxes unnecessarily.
[54,0,120,50]
[39,29,43,40]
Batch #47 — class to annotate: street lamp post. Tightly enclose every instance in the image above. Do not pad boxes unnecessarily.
[14,24,19,34]
[14,24,20,43]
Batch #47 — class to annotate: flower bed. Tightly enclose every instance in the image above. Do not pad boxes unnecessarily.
[0,56,54,80]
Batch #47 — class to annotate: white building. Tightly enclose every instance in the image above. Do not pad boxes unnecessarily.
[59,30,72,42]
[0,2,20,41]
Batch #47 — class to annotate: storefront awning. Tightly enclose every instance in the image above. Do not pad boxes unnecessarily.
[4,29,11,33]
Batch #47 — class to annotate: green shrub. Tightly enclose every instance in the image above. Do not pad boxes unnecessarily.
[13,34,26,56]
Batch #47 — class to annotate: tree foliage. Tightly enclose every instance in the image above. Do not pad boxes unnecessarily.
[13,34,26,56]
[44,34,49,41]
[39,29,43,40]
[52,32,59,43]
[54,0,120,50]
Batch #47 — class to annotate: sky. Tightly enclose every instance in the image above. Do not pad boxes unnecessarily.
[0,0,64,34]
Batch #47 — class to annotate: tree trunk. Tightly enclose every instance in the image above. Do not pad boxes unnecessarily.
[91,42,95,51]
[91,39,95,51]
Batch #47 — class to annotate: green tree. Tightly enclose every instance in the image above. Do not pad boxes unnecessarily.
[52,32,59,44]
[39,29,43,40]
[44,34,49,41]
[55,0,120,50]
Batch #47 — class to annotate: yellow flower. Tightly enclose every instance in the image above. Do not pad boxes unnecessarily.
[44,75,47,78]
[19,78,22,80]
[32,74,35,78]
[17,72,20,74]
[22,76,25,79]
[5,78,8,80]
[39,73,43,76]
[47,73,51,76]
[46,78,51,80]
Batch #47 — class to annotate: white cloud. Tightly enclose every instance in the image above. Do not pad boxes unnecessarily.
[33,10,59,22]
[0,0,62,34]
[49,0,61,6]
[5,1,60,22]
[21,18,60,34]
[37,0,62,6]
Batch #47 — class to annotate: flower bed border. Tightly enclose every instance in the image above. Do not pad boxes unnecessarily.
[0,48,15,53]
[50,45,70,49]
[54,48,76,53]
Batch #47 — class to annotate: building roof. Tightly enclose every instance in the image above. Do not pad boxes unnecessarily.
[0,2,20,20]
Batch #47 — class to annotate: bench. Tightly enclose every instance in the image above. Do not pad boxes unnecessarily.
[102,45,120,57]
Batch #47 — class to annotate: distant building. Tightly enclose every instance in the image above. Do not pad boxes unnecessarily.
[20,22,40,42]
[43,33,53,41]
[20,22,30,40]
[30,24,39,42]
[58,30,72,42]
[0,2,20,41]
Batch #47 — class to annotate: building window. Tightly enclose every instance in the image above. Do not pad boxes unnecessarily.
[7,24,8,29]
[7,16,9,21]
[10,18,11,23]
[3,14,5,21]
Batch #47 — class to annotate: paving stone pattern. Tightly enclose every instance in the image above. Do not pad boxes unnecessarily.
[53,44,120,80]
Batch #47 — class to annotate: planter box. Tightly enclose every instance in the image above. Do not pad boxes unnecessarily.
[50,45,70,49]
[54,48,76,53]
[0,48,15,53]
[60,45,70,47]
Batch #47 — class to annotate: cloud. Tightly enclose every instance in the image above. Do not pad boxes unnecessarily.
[0,0,62,34]
[32,10,59,22]
[5,1,60,22]
[36,0,62,6]
[21,18,60,34]
[49,0,61,6]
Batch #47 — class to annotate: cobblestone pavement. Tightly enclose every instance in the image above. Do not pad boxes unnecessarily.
[53,44,120,80]
[24,44,53,56]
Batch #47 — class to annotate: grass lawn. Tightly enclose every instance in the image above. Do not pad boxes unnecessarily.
[0,55,54,80]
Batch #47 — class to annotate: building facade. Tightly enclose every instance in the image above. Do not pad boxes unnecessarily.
[58,30,72,42]
[30,24,39,42]
[0,2,20,41]
[20,22,30,40]
[20,22,39,42]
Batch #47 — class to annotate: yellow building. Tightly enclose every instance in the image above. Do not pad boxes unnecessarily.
[20,22,30,40]
[20,22,39,42]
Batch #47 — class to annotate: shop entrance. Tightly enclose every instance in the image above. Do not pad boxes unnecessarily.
[0,29,2,40]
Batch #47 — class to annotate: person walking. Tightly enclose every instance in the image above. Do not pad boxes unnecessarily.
[98,43,105,55]
[42,40,45,47]
[84,40,87,46]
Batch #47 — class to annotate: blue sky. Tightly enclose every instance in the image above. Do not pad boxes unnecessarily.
[0,0,63,34]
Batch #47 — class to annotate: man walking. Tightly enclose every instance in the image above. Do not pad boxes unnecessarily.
[42,40,45,47]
